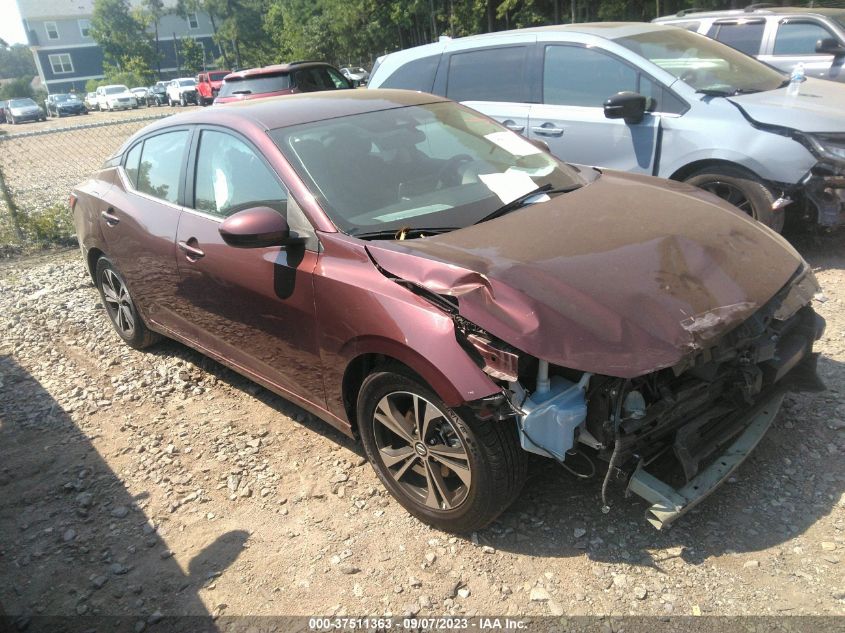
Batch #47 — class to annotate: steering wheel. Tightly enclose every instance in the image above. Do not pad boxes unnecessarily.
[436,154,473,189]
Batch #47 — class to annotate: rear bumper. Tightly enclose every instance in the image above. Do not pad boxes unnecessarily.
[627,391,783,529]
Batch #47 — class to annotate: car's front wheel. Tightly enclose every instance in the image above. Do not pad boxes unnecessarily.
[357,368,526,533]
[685,165,783,232]
[95,257,160,350]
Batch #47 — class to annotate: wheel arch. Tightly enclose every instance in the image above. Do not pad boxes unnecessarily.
[86,246,105,283]
[339,337,495,436]
[668,158,765,184]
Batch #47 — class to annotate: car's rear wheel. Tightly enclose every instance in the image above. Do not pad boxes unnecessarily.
[357,368,526,532]
[95,257,160,350]
[685,165,783,232]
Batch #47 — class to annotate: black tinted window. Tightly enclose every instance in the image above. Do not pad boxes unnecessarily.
[218,74,290,97]
[709,21,765,55]
[194,130,286,217]
[446,46,527,102]
[380,55,439,91]
[543,45,637,107]
[774,21,834,55]
[124,142,142,188]
[294,67,345,92]
[136,130,189,204]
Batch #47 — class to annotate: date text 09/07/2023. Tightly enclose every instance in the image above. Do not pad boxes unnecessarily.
[308,617,529,630]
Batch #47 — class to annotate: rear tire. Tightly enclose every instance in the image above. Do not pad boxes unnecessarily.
[357,368,527,533]
[684,165,783,232]
[95,257,160,350]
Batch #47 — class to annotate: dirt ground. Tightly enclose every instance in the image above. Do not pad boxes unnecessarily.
[0,231,844,627]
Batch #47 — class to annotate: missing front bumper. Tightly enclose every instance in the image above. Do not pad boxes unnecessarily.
[626,391,784,530]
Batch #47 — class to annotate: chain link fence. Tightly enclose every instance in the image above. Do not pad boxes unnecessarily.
[0,113,172,252]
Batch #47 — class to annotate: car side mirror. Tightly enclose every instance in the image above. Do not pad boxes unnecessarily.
[604,91,648,124]
[816,37,845,57]
[218,206,304,248]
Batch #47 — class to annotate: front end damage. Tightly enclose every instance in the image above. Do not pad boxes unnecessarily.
[466,269,826,529]
[362,169,826,529]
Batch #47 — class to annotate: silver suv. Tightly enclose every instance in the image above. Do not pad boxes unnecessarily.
[654,5,845,83]
[368,22,845,230]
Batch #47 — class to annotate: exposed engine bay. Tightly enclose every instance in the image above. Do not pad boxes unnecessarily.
[461,267,825,528]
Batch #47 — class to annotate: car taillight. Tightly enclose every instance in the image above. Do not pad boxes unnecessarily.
[69,193,77,211]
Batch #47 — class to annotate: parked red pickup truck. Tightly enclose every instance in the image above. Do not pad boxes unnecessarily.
[196,70,230,105]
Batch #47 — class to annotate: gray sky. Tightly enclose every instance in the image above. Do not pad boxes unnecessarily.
[1,0,28,45]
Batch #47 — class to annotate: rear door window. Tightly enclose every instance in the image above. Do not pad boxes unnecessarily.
[708,21,765,55]
[135,130,190,204]
[380,55,440,91]
[446,45,528,103]
[774,20,836,55]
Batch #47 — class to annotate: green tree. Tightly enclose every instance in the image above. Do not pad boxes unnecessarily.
[0,42,37,79]
[140,0,166,75]
[178,37,205,74]
[91,0,157,71]
[0,76,36,101]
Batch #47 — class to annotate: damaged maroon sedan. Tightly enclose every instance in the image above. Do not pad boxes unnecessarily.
[71,90,825,532]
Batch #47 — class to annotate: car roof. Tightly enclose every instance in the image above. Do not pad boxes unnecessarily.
[134,89,448,136]
[655,6,845,21]
[223,61,332,81]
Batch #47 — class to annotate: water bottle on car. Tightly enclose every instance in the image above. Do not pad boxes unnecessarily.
[787,63,805,96]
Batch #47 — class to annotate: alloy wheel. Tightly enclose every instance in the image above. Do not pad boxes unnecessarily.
[372,391,472,511]
[100,268,135,337]
[698,180,753,216]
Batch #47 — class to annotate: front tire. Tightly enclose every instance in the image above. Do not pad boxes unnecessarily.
[357,369,526,533]
[95,257,160,350]
[685,165,783,232]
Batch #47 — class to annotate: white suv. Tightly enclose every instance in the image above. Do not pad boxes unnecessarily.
[166,78,199,106]
[96,85,137,111]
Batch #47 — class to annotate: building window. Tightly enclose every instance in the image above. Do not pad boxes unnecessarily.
[48,53,74,74]
[187,12,199,29]
[45,21,59,40]
[78,19,91,38]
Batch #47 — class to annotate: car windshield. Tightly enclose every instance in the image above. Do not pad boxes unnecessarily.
[271,102,584,236]
[179,79,196,86]
[10,98,36,107]
[209,71,228,81]
[105,86,127,95]
[55,94,76,101]
[219,73,291,97]
[615,28,786,95]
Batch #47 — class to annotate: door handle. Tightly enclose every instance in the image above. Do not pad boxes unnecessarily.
[101,208,120,226]
[501,119,525,133]
[531,124,564,137]
[178,240,205,261]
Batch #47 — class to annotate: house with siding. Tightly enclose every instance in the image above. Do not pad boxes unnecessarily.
[16,0,222,93]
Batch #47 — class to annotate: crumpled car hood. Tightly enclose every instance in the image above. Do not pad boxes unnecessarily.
[727,78,845,132]
[365,171,807,378]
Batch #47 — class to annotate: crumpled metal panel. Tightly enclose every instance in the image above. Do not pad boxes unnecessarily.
[366,171,810,378]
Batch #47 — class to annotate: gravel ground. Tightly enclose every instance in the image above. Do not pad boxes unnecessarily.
[0,233,843,625]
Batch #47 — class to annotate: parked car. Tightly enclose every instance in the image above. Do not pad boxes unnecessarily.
[45,93,88,117]
[71,90,824,532]
[84,91,99,111]
[368,22,845,231]
[0,104,5,123]
[130,87,149,106]
[214,61,351,104]
[166,78,199,106]
[654,5,845,83]
[3,97,46,124]
[96,85,138,111]
[340,66,369,86]
[147,83,168,107]
[196,70,230,105]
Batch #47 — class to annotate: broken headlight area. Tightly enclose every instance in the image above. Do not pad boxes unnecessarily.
[793,132,845,227]
[470,276,825,528]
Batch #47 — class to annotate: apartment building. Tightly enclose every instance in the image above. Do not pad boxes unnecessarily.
[17,0,222,93]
